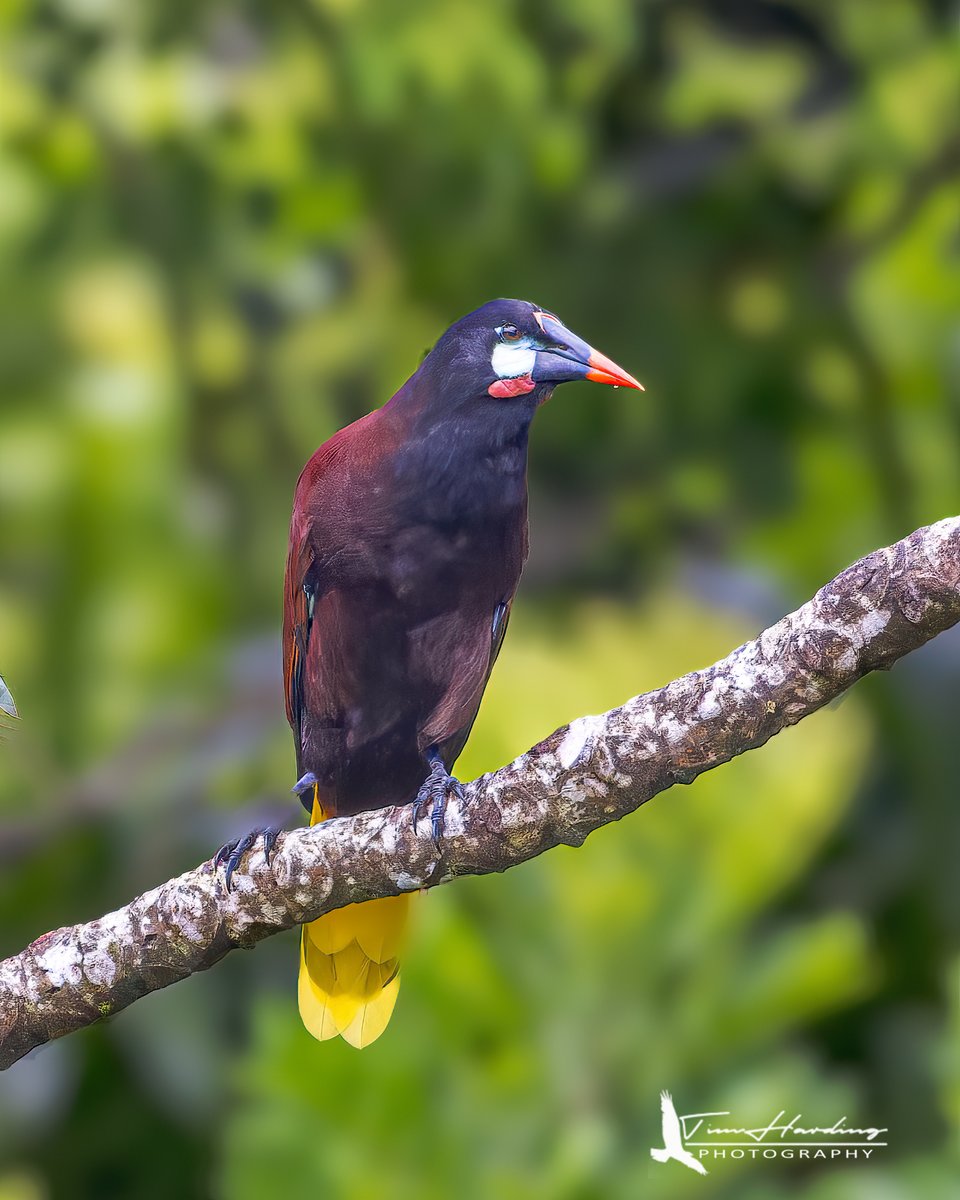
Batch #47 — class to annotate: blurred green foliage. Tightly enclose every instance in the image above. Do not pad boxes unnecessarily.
[0,1,958,1197]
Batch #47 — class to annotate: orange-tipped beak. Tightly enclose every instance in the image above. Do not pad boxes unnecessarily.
[529,311,645,393]
[585,348,645,390]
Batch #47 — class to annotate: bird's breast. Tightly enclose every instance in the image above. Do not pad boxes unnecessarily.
[388,414,532,526]
[484,443,526,478]
[383,516,523,608]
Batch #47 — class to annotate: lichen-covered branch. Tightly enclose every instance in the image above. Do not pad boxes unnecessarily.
[3,517,959,1070]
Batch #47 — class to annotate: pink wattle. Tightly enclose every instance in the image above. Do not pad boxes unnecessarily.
[488,374,536,398]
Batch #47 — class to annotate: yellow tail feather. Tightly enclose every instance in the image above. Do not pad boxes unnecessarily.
[297,793,411,1048]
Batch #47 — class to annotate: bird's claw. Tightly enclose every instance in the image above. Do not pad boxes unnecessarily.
[214,825,281,893]
[412,759,465,845]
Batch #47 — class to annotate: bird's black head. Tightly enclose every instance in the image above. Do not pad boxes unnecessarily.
[416,298,643,408]
[387,299,642,523]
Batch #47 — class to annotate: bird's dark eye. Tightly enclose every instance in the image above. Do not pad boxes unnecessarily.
[499,323,522,342]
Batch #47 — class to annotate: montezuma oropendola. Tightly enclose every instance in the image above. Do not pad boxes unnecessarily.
[218,298,642,1046]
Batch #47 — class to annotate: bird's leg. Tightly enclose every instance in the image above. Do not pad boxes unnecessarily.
[214,826,281,893]
[412,747,465,843]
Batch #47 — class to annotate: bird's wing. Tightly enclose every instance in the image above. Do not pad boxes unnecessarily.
[434,596,513,768]
[490,597,512,669]
[282,430,354,750]
[660,1091,683,1151]
[282,516,316,754]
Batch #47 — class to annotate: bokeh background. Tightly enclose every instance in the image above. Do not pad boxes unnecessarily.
[1,1,959,1197]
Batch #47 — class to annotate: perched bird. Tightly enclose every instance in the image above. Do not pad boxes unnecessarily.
[219,298,642,1047]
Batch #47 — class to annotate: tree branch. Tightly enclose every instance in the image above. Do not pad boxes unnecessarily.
[3,518,959,1070]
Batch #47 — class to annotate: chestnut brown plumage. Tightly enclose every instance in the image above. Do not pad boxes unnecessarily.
[280,298,642,1045]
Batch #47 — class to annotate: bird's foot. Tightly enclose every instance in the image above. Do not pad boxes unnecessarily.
[214,826,281,893]
[412,757,465,844]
